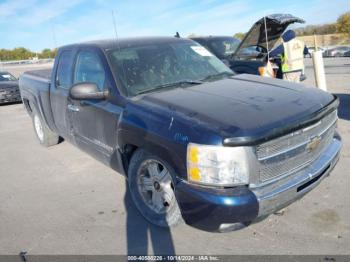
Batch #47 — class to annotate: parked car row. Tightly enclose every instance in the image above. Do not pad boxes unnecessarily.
[323,46,350,57]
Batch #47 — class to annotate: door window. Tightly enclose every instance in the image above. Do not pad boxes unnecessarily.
[56,50,73,89]
[74,50,106,91]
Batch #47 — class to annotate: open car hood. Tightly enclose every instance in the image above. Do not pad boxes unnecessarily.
[232,14,305,58]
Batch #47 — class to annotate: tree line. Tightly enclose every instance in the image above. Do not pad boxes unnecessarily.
[0,48,57,61]
[233,11,350,40]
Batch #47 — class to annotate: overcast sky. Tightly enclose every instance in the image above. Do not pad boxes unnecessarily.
[1,0,349,51]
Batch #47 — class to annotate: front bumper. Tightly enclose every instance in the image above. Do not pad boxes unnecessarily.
[0,87,21,104]
[176,136,341,231]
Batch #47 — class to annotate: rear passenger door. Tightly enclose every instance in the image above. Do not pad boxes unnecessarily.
[68,47,122,164]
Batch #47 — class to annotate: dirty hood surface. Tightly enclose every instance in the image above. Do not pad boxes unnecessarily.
[138,74,335,141]
[233,14,305,58]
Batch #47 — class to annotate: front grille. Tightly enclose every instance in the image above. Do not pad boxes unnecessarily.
[256,110,337,183]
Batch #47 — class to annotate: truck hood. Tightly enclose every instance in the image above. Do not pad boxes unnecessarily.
[136,74,335,144]
[233,14,305,58]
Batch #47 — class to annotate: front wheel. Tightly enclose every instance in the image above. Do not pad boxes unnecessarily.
[128,149,183,227]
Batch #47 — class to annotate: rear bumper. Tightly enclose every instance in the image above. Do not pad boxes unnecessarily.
[176,136,341,232]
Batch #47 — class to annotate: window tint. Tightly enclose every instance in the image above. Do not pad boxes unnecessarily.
[56,50,73,89]
[74,50,106,91]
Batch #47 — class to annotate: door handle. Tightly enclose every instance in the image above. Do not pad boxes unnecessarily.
[68,104,80,112]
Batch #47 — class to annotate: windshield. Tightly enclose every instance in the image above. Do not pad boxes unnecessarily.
[107,41,233,96]
[207,38,240,58]
[0,72,16,81]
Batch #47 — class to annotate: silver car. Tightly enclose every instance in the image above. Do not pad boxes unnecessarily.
[324,46,350,57]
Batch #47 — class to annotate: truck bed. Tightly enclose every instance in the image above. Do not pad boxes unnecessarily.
[19,68,54,129]
[23,69,52,81]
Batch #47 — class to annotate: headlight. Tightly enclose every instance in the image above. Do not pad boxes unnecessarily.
[187,143,250,186]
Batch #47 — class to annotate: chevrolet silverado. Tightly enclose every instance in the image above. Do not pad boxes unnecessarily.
[19,37,341,232]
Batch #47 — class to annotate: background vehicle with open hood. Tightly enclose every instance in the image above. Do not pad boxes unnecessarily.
[192,14,306,78]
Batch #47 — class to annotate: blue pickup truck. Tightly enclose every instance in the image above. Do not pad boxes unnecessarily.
[19,37,341,232]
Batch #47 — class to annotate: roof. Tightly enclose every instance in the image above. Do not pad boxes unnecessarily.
[60,36,194,50]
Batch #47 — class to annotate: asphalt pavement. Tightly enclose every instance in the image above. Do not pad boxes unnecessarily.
[0,58,349,255]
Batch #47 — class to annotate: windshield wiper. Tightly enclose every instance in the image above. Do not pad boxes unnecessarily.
[136,80,202,95]
[200,72,235,82]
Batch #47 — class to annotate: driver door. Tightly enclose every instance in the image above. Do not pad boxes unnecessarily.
[68,47,120,164]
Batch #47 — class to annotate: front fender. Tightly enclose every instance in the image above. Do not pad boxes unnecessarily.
[117,126,187,179]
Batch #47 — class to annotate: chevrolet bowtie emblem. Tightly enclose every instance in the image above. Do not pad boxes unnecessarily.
[307,136,322,152]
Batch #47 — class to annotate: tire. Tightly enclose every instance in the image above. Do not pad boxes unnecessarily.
[128,149,183,227]
[31,107,59,147]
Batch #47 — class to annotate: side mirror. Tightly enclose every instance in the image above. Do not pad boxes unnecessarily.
[69,82,108,100]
